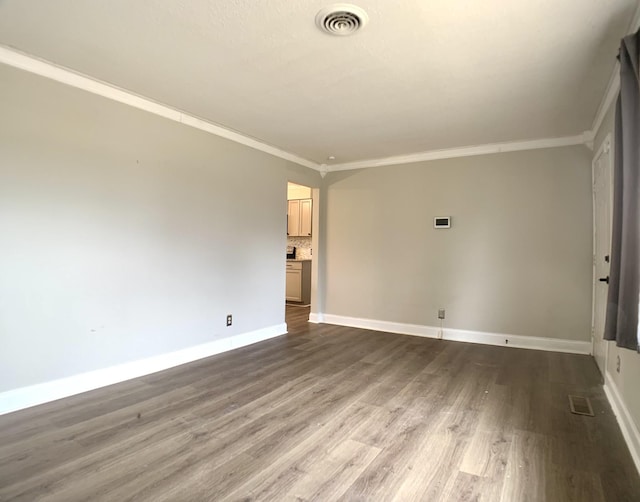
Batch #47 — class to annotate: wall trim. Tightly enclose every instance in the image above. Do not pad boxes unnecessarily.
[0,323,287,416]
[1,45,598,175]
[308,312,325,323]
[0,45,319,171]
[320,314,592,354]
[604,371,640,476]
[591,65,620,139]
[327,133,592,172]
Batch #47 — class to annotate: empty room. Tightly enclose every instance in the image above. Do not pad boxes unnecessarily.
[1,1,640,501]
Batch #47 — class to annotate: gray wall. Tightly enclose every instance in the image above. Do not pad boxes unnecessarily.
[594,98,640,433]
[323,147,593,340]
[0,64,321,392]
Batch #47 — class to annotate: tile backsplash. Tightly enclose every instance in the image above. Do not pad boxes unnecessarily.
[287,236,312,260]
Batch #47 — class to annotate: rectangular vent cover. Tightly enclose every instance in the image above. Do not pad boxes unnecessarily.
[568,395,594,417]
[434,216,451,229]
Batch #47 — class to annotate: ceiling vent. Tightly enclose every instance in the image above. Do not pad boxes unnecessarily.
[315,4,368,36]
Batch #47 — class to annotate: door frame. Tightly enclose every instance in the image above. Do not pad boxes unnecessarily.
[285,181,321,318]
[591,133,613,363]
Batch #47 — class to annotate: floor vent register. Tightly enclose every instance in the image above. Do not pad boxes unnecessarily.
[568,395,595,417]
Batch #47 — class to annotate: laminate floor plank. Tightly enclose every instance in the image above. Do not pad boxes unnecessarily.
[500,429,551,502]
[238,375,369,464]
[218,401,381,501]
[545,466,606,502]
[336,419,435,501]
[0,385,202,482]
[283,439,381,502]
[446,471,506,502]
[459,429,512,479]
[0,380,157,446]
[355,346,439,407]
[389,407,479,501]
[421,341,475,377]
[1,305,639,501]
[1,416,198,501]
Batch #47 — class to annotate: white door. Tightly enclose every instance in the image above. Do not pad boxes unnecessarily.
[592,136,612,375]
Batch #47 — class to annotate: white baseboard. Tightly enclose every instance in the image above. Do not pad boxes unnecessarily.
[320,314,591,355]
[604,371,640,476]
[308,312,324,324]
[0,323,287,416]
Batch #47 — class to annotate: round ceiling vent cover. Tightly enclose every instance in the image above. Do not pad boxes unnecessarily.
[315,4,369,36]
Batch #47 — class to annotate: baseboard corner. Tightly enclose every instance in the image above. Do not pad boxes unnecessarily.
[308,312,324,323]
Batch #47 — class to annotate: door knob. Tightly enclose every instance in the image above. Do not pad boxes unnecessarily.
[599,276,609,284]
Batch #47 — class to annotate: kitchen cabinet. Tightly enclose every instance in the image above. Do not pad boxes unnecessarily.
[286,260,311,304]
[287,200,300,237]
[287,198,312,237]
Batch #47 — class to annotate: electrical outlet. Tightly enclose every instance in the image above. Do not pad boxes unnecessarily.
[438,309,445,320]
[226,314,232,327]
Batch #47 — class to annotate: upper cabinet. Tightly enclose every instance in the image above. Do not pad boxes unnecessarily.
[288,198,312,236]
[299,199,312,236]
[287,200,300,236]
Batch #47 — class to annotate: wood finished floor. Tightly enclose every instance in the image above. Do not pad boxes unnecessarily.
[1,306,639,501]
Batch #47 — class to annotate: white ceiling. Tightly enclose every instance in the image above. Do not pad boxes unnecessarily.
[0,1,637,168]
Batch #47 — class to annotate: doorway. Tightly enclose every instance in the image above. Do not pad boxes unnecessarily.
[592,134,613,376]
[286,182,314,312]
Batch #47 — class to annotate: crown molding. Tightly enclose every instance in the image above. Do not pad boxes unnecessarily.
[327,133,591,172]
[0,45,321,171]
[591,65,620,138]
[0,45,612,175]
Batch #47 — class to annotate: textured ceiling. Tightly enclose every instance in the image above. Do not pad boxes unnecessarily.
[0,0,636,166]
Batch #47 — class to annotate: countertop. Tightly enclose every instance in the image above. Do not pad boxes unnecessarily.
[287,258,312,262]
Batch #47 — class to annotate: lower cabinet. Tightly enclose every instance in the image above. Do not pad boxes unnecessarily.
[286,261,311,304]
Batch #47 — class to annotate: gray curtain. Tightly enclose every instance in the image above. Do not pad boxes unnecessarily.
[604,28,640,351]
